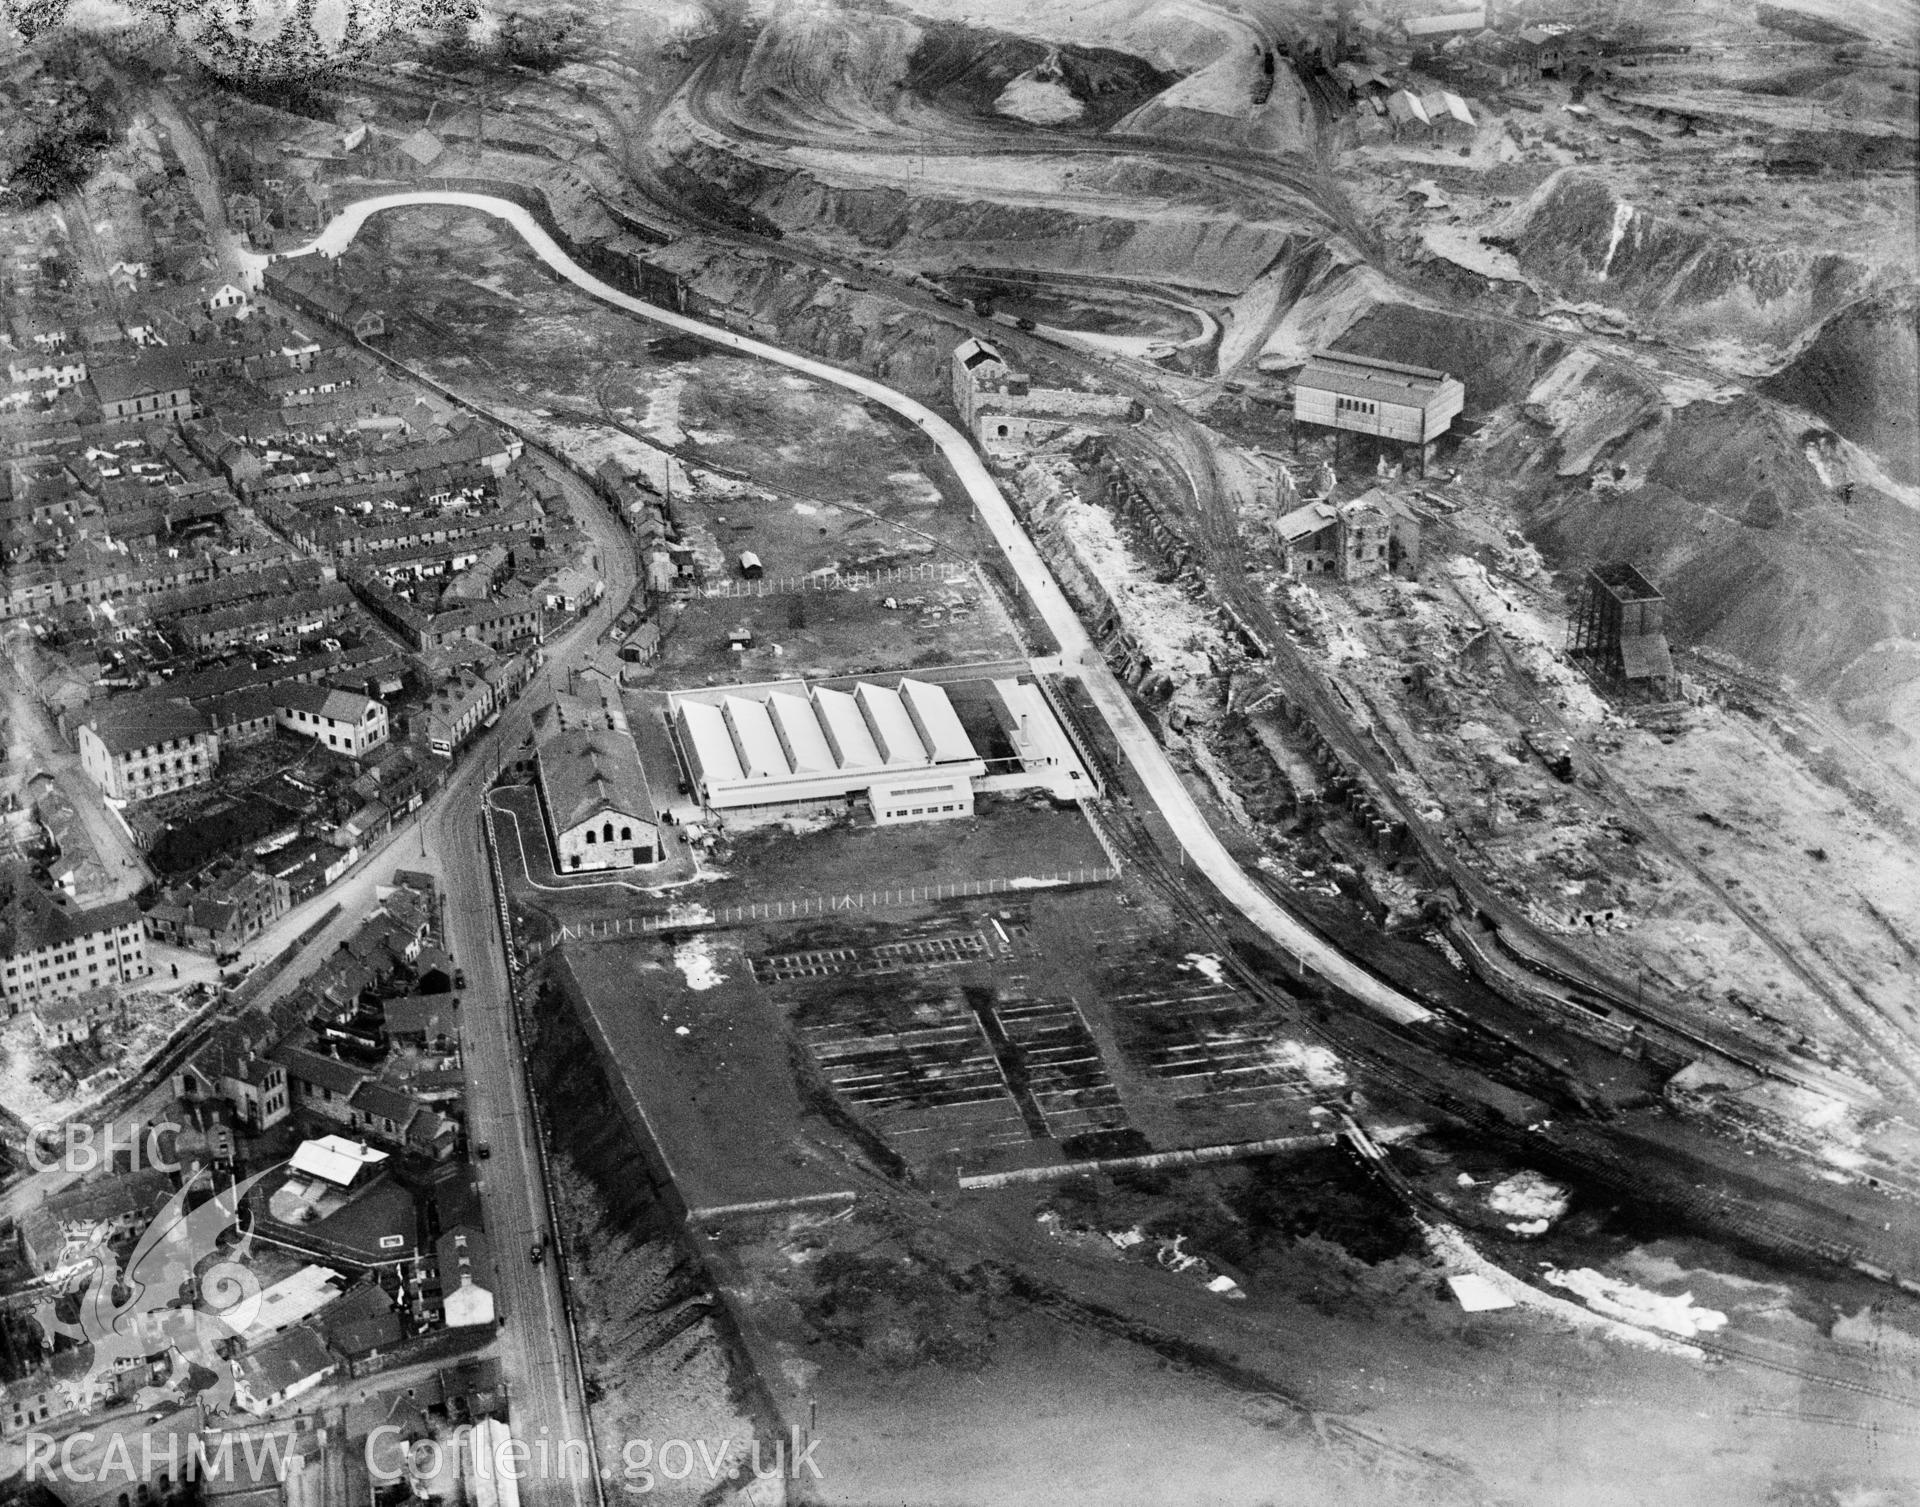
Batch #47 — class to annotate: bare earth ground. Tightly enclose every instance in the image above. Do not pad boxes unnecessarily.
[708,1173,1920,1507]
[295,4,1920,1500]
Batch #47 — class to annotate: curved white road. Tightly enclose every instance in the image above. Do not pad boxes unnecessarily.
[286,191,1430,1029]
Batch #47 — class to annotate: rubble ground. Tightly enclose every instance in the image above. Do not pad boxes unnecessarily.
[705,1142,1920,1507]
[643,574,1027,686]
[0,981,205,1130]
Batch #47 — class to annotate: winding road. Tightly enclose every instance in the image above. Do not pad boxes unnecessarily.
[285,189,1434,1030]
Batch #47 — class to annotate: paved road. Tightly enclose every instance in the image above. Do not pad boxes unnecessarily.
[0,455,633,1507]
[287,190,1431,1029]
[408,457,637,1504]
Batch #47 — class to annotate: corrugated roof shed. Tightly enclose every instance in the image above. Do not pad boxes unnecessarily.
[767,691,834,774]
[676,700,745,786]
[722,696,788,781]
[1420,89,1475,126]
[811,686,881,771]
[1386,89,1431,126]
[1297,350,1454,408]
[898,679,976,765]
[1274,501,1339,543]
[855,683,927,767]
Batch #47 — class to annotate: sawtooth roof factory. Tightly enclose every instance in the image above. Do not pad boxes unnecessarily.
[665,674,1089,827]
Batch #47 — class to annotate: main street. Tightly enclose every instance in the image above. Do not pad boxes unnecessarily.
[0,459,631,1507]
[413,460,635,1506]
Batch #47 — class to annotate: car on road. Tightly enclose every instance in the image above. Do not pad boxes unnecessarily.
[529,1239,545,1265]
[476,1142,491,1160]
[454,968,467,989]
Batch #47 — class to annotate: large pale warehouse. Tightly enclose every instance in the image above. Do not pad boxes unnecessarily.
[668,676,1087,824]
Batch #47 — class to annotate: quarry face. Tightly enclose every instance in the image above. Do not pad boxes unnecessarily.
[4,0,1917,1503]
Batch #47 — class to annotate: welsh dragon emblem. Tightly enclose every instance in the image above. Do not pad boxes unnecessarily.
[34,1169,273,1414]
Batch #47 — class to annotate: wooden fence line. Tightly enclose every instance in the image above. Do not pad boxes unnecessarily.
[700,561,971,599]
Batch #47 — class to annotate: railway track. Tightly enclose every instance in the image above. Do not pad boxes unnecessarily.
[401,85,1897,1114]
[1343,1105,1920,1410]
[339,48,1920,1292]
[1435,569,1906,1103]
[1064,705,1920,1330]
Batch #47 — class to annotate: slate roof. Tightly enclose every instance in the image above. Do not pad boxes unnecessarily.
[317,1281,403,1358]
[382,993,454,1036]
[235,1324,334,1399]
[90,351,191,404]
[0,861,141,957]
[348,1078,419,1129]
[83,696,211,755]
[45,1167,174,1227]
[274,1043,369,1098]
[536,727,656,831]
[276,683,381,724]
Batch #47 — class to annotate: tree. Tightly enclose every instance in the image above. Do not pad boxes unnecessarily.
[1,78,118,211]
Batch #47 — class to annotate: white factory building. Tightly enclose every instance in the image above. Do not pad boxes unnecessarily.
[667,675,1087,825]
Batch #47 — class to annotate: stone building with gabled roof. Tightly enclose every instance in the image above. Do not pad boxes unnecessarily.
[176,1023,291,1131]
[18,1167,175,1274]
[533,726,661,873]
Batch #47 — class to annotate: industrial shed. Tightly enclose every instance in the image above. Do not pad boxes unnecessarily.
[1293,350,1465,472]
[534,727,663,871]
[667,674,1093,825]
[672,678,986,824]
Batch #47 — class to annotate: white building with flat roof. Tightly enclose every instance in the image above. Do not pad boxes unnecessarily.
[988,679,1089,801]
